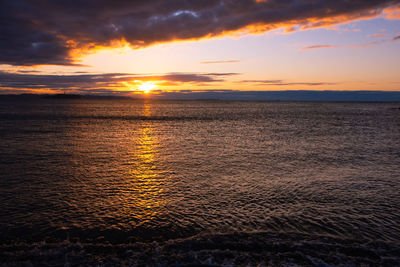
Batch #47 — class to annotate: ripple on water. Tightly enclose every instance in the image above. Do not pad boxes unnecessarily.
[0,100,399,264]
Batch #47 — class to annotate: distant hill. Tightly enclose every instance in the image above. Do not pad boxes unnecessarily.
[152,90,400,102]
[0,94,133,100]
[43,94,81,99]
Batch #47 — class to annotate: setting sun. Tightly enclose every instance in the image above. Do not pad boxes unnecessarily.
[137,81,157,93]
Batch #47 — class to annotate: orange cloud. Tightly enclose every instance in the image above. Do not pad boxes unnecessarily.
[301,45,338,50]
[199,60,240,64]
[372,34,387,38]
[383,4,400,19]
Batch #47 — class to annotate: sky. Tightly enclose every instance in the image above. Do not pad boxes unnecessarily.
[0,0,400,96]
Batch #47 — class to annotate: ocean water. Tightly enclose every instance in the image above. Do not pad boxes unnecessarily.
[0,99,400,266]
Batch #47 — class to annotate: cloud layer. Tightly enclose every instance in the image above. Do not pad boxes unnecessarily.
[0,71,236,93]
[1,0,399,66]
[241,80,337,86]
[200,60,240,64]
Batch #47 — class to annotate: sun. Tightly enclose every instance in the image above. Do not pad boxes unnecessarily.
[137,81,157,93]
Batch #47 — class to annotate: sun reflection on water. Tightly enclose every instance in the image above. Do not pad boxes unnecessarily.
[127,103,167,223]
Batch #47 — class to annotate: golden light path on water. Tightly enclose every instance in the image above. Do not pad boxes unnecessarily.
[125,103,167,224]
[60,102,169,232]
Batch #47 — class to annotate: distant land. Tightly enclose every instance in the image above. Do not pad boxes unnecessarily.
[152,90,400,102]
[1,91,400,102]
[43,94,81,99]
[0,94,131,100]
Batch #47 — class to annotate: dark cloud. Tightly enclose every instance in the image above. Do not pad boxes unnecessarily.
[15,70,42,74]
[158,73,222,82]
[393,35,400,40]
[205,73,240,76]
[1,0,399,66]
[241,80,337,86]
[0,71,235,93]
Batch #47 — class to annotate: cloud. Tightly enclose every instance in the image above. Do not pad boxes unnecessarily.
[349,40,385,49]
[382,4,400,19]
[372,33,387,38]
[0,71,236,93]
[301,45,338,50]
[241,80,337,86]
[1,0,399,66]
[302,34,399,50]
[349,34,400,48]
[200,60,240,64]
[205,73,240,76]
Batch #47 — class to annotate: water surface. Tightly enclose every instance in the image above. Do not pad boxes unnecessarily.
[1,99,399,265]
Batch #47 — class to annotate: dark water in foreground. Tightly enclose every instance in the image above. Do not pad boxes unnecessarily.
[1,99,400,266]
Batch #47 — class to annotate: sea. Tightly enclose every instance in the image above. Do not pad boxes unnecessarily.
[0,99,399,266]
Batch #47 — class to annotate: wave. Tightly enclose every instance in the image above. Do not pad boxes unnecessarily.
[1,232,399,266]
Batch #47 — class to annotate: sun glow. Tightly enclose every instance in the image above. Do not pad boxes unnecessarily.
[137,81,157,93]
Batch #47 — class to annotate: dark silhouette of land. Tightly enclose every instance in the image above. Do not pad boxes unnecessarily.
[0,94,131,100]
[43,94,81,99]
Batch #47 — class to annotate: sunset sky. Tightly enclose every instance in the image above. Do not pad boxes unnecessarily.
[1,0,399,96]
